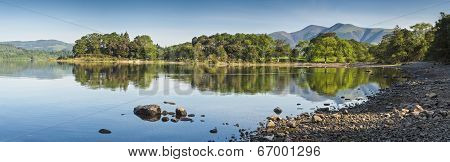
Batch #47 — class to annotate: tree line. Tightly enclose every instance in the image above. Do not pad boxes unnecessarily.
[369,12,448,64]
[72,32,157,59]
[71,12,448,64]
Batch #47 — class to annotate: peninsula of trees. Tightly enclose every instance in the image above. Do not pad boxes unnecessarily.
[70,12,449,64]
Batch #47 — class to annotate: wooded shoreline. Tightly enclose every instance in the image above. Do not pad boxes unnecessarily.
[55,58,400,68]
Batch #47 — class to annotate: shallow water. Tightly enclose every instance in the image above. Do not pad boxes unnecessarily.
[0,61,404,141]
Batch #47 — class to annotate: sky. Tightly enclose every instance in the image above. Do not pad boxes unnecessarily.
[0,0,449,46]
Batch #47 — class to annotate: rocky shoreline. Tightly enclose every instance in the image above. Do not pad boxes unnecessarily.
[247,62,449,142]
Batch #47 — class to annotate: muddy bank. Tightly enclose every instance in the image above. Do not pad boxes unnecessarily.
[247,62,449,142]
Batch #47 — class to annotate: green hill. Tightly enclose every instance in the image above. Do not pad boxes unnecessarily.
[0,44,72,60]
[0,40,73,51]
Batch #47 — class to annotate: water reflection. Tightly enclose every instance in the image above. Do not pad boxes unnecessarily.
[69,63,403,96]
[0,61,72,79]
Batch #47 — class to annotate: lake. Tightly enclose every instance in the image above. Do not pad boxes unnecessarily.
[0,61,404,141]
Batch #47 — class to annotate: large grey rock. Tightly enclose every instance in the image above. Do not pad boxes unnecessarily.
[134,104,162,122]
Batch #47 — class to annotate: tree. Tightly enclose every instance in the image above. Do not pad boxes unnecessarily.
[130,35,157,59]
[217,45,228,62]
[427,12,449,63]
[73,36,88,56]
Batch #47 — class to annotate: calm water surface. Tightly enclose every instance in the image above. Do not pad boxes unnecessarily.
[0,61,404,141]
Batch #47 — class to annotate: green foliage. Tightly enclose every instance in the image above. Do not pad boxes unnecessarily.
[130,35,157,59]
[163,33,290,63]
[301,33,371,63]
[370,23,434,64]
[427,12,449,63]
[72,32,157,60]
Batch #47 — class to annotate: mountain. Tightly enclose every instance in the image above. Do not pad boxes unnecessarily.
[269,23,393,47]
[0,40,73,51]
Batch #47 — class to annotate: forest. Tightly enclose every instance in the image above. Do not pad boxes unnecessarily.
[70,12,449,64]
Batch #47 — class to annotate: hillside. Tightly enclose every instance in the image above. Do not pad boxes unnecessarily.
[0,44,72,60]
[0,40,73,51]
[269,23,393,47]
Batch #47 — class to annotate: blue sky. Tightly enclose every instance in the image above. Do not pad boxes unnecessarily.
[0,0,448,46]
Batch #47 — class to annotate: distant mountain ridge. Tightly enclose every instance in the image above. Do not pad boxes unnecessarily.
[0,40,73,51]
[269,23,393,47]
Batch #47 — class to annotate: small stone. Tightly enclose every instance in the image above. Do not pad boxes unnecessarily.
[209,128,218,134]
[312,115,323,123]
[426,92,437,98]
[287,121,297,128]
[180,117,193,122]
[98,129,111,134]
[266,120,276,128]
[385,106,393,110]
[188,114,195,117]
[161,110,168,116]
[263,135,274,141]
[276,133,286,137]
[331,114,341,119]
[323,103,331,106]
[411,105,424,113]
[163,101,176,105]
[274,107,283,114]
[410,111,420,117]
[200,115,205,117]
[268,115,281,121]
[170,118,179,123]
[161,117,169,122]
[316,107,330,112]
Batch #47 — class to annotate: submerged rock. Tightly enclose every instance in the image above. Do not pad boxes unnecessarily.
[163,101,176,105]
[210,128,218,134]
[180,117,193,122]
[161,117,169,122]
[170,118,179,123]
[98,129,111,134]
